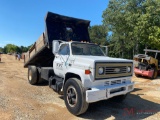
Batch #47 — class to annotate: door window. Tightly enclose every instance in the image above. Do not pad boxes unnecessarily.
[58,44,70,55]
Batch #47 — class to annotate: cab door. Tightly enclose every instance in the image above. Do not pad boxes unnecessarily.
[53,43,70,78]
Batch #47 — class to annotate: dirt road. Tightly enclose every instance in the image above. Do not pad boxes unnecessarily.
[0,54,160,120]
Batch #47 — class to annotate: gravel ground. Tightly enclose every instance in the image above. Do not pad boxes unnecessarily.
[0,54,160,120]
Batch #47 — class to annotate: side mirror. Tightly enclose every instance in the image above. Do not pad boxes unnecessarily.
[100,46,108,56]
[52,40,59,54]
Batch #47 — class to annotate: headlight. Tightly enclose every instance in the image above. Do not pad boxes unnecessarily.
[98,67,104,75]
[127,66,131,72]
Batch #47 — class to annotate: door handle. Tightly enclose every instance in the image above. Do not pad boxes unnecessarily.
[55,55,59,58]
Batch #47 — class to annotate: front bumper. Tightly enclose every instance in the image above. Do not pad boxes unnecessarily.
[86,82,134,103]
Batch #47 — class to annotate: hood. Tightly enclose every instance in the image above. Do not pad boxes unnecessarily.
[73,55,133,63]
[71,55,133,69]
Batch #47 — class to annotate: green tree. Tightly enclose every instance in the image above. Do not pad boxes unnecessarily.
[3,44,31,54]
[89,25,108,45]
[0,47,3,53]
[102,0,160,59]
[102,0,135,58]
[3,44,18,53]
[19,46,29,53]
[136,0,160,48]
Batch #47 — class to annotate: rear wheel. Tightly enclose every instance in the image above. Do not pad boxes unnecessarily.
[28,66,39,85]
[64,78,89,115]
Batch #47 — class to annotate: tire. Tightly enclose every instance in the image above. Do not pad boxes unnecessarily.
[111,94,128,102]
[151,68,157,79]
[37,70,43,84]
[28,66,39,85]
[64,78,89,115]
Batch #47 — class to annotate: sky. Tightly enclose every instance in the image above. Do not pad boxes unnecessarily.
[0,0,109,48]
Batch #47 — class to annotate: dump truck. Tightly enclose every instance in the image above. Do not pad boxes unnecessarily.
[134,49,160,79]
[24,12,134,115]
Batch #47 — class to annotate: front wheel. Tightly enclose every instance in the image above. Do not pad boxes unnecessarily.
[64,78,89,115]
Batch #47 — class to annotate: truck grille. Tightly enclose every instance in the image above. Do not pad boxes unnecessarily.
[95,62,132,79]
[105,66,127,74]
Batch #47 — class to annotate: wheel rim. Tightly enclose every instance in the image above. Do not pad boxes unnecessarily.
[66,86,78,107]
[29,69,32,81]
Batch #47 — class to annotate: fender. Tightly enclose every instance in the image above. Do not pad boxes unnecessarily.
[63,67,94,88]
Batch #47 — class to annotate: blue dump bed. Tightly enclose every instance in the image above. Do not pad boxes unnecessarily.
[24,12,90,68]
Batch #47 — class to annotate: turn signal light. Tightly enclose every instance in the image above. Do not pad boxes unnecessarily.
[85,70,91,74]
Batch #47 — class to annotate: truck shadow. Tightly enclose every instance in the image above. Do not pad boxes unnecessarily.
[79,93,160,120]
[36,80,49,86]
[131,88,142,92]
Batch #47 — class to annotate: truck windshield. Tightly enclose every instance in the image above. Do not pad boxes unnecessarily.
[71,43,105,56]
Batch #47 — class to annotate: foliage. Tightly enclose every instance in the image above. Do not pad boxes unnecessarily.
[89,25,108,45]
[102,0,160,59]
[3,44,18,53]
[0,47,3,53]
[2,44,30,54]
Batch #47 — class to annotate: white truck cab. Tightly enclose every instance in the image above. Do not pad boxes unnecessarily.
[52,40,134,115]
